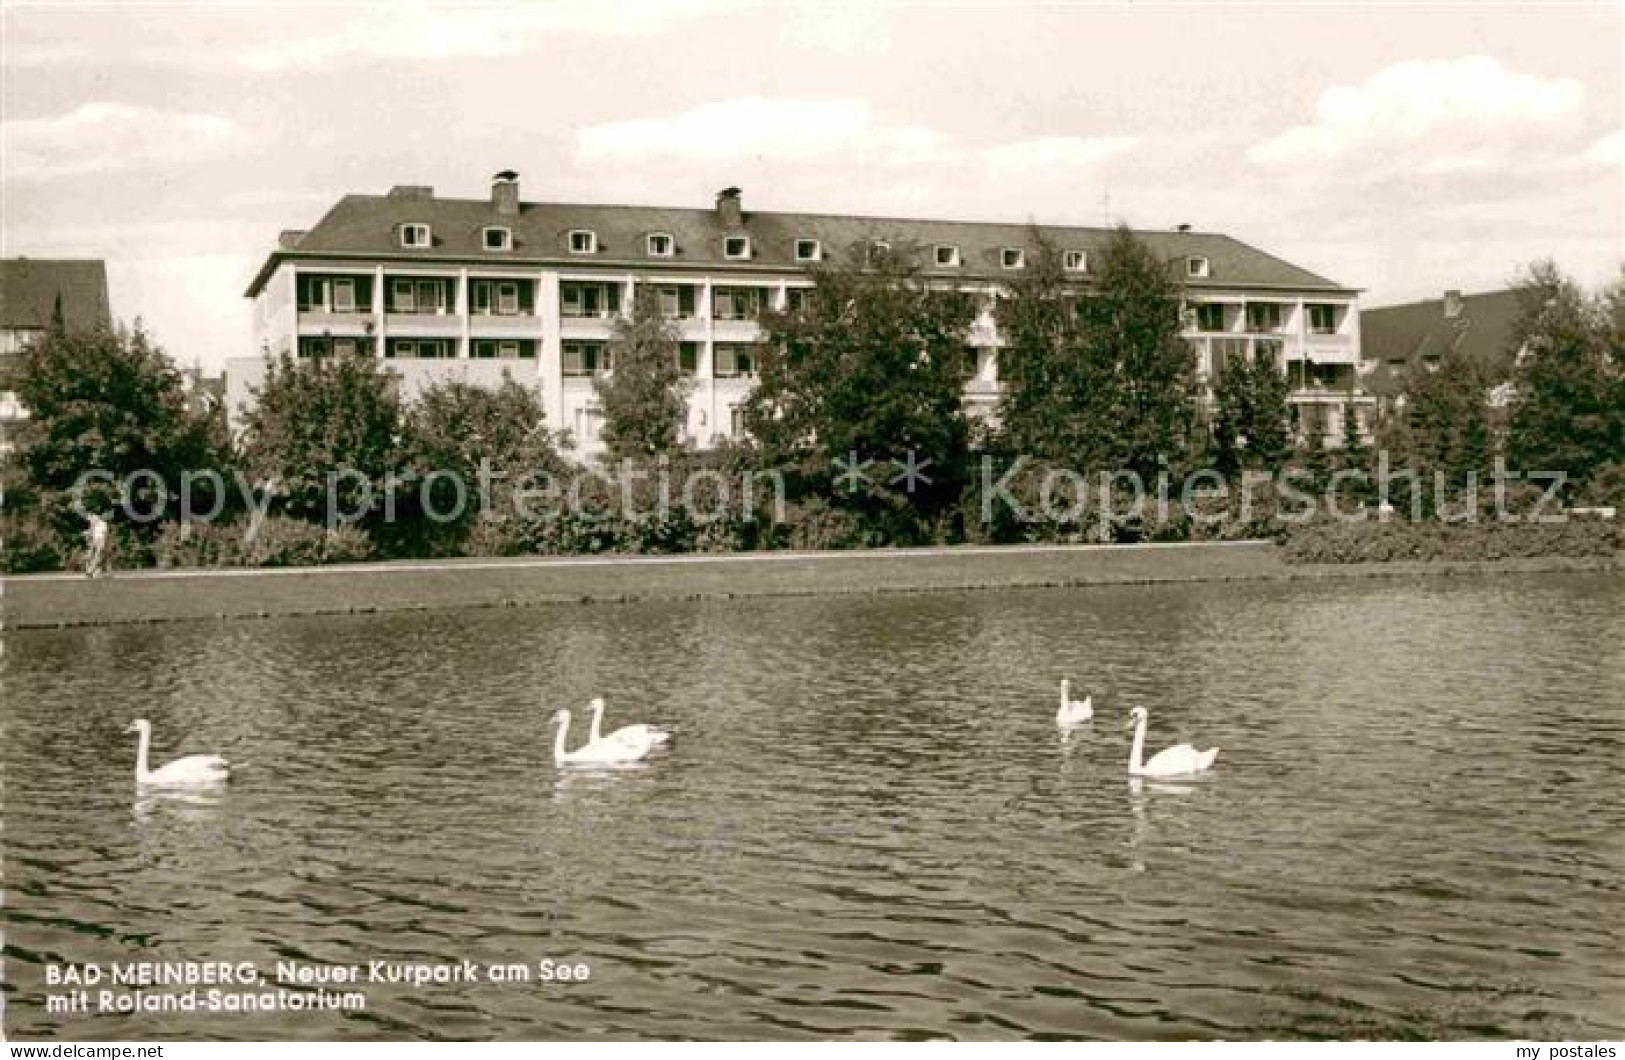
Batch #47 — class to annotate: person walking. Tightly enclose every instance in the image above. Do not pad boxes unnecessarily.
[84,512,110,578]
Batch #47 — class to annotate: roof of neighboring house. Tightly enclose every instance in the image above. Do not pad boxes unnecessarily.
[1361,287,1525,380]
[246,186,1355,296]
[0,258,112,331]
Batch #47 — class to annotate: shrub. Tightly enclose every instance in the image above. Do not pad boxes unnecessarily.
[1280,516,1619,564]
[152,516,375,568]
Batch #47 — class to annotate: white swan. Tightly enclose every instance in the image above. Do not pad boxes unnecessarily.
[552,709,660,766]
[587,697,671,750]
[1125,706,1218,778]
[1055,678,1093,728]
[125,719,229,786]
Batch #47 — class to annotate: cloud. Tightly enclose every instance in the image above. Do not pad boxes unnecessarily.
[1583,129,1623,167]
[2,103,250,180]
[1249,56,1584,170]
[577,97,1137,178]
[236,1,732,71]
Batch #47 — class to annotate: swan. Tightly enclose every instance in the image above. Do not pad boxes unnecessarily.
[125,719,229,786]
[1125,706,1218,778]
[1055,679,1093,728]
[552,709,660,767]
[587,697,671,750]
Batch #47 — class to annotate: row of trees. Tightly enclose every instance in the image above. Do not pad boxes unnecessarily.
[3,234,1619,571]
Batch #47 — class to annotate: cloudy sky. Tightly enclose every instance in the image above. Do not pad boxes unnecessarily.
[3,1,1619,371]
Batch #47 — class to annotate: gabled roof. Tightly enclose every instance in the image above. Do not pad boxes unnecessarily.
[1361,289,1524,379]
[0,258,112,331]
[246,187,1354,296]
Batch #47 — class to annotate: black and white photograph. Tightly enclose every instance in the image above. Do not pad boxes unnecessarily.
[2,0,1621,1046]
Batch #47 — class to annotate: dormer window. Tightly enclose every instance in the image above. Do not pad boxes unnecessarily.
[935,244,961,268]
[1063,250,1088,272]
[483,226,512,251]
[794,238,821,262]
[569,230,598,254]
[868,240,891,266]
[1187,256,1211,278]
[1001,247,1026,269]
[724,235,751,260]
[647,232,674,258]
[399,223,431,249]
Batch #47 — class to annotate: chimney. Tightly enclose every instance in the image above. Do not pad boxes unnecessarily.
[387,185,434,200]
[492,170,519,215]
[1443,289,1464,319]
[278,229,307,249]
[716,186,743,229]
[1176,223,1192,232]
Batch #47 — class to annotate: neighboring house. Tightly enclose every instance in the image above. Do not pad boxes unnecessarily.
[1360,288,1526,412]
[237,173,1368,457]
[0,258,113,454]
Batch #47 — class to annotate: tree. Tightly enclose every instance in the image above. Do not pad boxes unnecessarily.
[13,322,225,529]
[744,243,976,540]
[594,288,692,460]
[1210,347,1292,475]
[998,226,1199,479]
[1400,339,1496,499]
[401,375,564,551]
[1505,260,1625,502]
[239,347,403,528]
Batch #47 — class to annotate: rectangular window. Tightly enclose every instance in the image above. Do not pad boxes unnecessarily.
[304,277,331,311]
[655,285,696,318]
[647,233,674,257]
[1195,303,1227,332]
[497,282,519,315]
[724,236,751,260]
[1187,256,1210,278]
[390,339,450,359]
[678,342,698,374]
[786,287,813,313]
[417,280,443,314]
[391,278,416,313]
[714,344,757,378]
[569,230,597,254]
[795,238,821,262]
[560,282,619,318]
[713,287,762,321]
[1063,250,1088,272]
[1002,247,1025,269]
[472,281,491,315]
[483,227,512,251]
[1308,304,1338,334]
[472,339,534,359]
[730,406,745,436]
[400,223,431,248]
[1246,302,1284,333]
[935,245,961,268]
[333,278,356,312]
[562,341,610,376]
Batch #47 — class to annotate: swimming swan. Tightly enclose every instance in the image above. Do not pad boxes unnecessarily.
[125,719,229,786]
[553,708,661,766]
[1125,706,1218,778]
[587,697,671,751]
[1055,679,1093,728]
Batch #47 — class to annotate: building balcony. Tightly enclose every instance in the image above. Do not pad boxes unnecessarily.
[384,312,461,336]
[712,318,763,342]
[1300,333,1358,364]
[298,312,375,336]
[468,312,541,335]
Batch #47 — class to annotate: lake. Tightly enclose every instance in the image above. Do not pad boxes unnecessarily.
[4,574,1622,1040]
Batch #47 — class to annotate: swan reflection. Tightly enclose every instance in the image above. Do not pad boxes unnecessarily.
[133,786,226,824]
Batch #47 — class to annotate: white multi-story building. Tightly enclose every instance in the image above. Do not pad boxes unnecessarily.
[236,173,1368,457]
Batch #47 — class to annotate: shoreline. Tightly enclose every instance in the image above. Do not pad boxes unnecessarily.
[3,541,1618,630]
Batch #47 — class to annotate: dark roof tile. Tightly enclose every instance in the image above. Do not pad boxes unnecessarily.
[248,191,1352,296]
